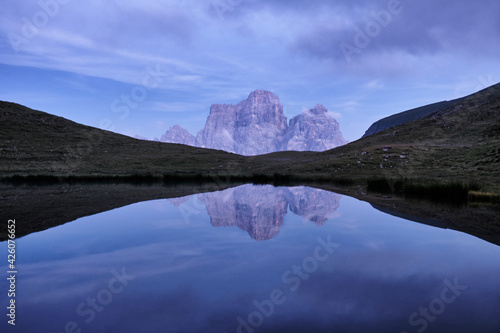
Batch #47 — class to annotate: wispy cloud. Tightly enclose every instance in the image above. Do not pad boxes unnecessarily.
[1,0,499,141]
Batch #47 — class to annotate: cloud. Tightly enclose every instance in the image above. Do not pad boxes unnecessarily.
[3,0,500,78]
[1,0,500,142]
[366,79,383,89]
[288,0,500,71]
[327,111,343,119]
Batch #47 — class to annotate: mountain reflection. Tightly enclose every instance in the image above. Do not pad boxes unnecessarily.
[189,185,341,240]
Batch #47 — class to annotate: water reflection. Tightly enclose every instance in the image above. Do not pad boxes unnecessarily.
[1,185,500,333]
[195,185,341,240]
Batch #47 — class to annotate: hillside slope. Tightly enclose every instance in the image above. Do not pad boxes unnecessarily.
[362,98,463,138]
[1,88,499,242]
[1,82,499,192]
[0,101,246,178]
[253,83,500,191]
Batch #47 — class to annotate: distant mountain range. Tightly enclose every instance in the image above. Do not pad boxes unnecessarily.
[136,90,348,155]
[1,82,499,191]
[2,83,500,243]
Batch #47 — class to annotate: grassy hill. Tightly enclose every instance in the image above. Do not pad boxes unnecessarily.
[1,82,499,194]
[252,83,500,193]
[362,98,463,138]
[0,101,247,179]
[1,86,499,243]
[1,181,498,246]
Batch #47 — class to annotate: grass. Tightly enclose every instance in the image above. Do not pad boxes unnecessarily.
[1,82,500,198]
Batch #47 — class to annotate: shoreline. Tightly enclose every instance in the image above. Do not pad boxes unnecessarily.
[1,179,499,246]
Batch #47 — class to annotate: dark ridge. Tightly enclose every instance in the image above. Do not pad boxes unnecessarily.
[362,98,463,138]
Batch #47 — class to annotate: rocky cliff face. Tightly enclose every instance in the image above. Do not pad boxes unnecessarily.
[196,90,288,155]
[196,90,347,155]
[286,104,348,151]
[196,185,341,240]
[196,103,239,153]
[161,125,196,146]
[139,90,347,155]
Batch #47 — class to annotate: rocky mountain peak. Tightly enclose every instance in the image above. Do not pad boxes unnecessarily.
[308,104,328,116]
[286,104,347,152]
[245,90,281,106]
[161,125,196,146]
[236,90,286,130]
[197,90,288,155]
[140,90,348,155]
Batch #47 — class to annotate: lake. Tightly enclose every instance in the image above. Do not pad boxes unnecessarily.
[1,184,500,333]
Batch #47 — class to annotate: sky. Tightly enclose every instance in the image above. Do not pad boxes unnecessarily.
[1,0,499,142]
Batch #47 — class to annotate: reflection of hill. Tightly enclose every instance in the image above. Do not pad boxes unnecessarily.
[197,185,342,240]
[0,182,240,240]
[3,182,499,247]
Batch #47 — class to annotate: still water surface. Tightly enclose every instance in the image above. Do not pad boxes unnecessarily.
[1,185,500,332]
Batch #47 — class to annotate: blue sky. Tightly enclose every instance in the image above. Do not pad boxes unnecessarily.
[1,0,499,142]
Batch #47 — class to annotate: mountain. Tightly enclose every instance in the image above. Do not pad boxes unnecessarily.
[195,90,347,155]
[1,82,499,192]
[140,90,347,155]
[248,82,500,191]
[161,125,196,146]
[2,84,499,245]
[362,98,463,138]
[286,104,348,151]
[196,90,289,155]
[195,103,239,153]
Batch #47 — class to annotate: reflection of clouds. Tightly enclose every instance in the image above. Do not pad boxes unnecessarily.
[16,237,270,332]
[363,240,386,250]
[19,244,500,333]
[11,186,500,333]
